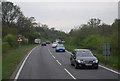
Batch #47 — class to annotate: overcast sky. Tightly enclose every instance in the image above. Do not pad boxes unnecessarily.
[11,1,118,33]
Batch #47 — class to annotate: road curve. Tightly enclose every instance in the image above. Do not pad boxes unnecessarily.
[11,44,119,80]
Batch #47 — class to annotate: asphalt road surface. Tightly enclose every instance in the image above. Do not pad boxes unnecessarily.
[12,44,119,80]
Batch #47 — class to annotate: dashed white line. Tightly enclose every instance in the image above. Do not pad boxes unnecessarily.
[48,48,62,66]
[14,47,36,81]
[64,68,76,79]
[48,48,56,59]
[48,48,53,55]
[48,48,76,79]
[56,60,62,65]
[52,55,56,59]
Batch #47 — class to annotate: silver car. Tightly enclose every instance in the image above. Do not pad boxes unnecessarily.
[52,42,58,48]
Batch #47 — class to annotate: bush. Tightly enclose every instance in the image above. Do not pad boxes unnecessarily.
[3,34,17,47]
[81,35,108,53]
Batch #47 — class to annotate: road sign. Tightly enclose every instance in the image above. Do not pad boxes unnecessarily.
[103,43,110,56]
[17,37,23,42]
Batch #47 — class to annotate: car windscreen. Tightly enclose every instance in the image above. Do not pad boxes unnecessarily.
[53,42,58,44]
[57,45,64,47]
[76,51,93,57]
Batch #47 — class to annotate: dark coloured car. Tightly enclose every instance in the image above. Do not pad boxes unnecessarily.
[56,44,65,52]
[70,49,99,69]
[41,42,46,46]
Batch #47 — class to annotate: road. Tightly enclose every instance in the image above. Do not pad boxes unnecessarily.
[12,44,119,80]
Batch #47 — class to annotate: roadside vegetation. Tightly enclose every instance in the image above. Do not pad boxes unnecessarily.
[64,18,119,69]
[2,1,119,79]
[2,44,38,79]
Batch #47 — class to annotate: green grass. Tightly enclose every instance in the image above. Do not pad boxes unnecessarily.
[96,54,119,69]
[2,42,10,53]
[2,44,38,79]
[0,39,2,81]
[64,43,79,52]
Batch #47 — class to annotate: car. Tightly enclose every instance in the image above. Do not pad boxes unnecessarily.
[70,49,99,69]
[34,39,40,44]
[56,44,65,52]
[41,42,46,46]
[46,41,51,44]
[52,42,58,48]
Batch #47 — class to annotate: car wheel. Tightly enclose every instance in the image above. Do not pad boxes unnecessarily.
[94,66,98,69]
[70,61,74,66]
[71,63,74,66]
[56,50,58,52]
[75,63,79,69]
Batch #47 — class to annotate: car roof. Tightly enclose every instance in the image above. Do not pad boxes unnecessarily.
[53,42,58,43]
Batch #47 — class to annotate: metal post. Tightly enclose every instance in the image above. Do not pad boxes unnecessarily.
[19,42,21,48]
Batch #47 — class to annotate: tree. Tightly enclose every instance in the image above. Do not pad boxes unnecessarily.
[87,18,101,27]
[2,2,22,26]
[16,16,36,35]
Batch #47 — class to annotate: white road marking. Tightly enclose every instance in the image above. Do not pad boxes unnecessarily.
[48,48,62,66]
[56,60,62,65]
[99,65,120,75]
[52,55,56,59]
[66,50,120,75]
[14,47,36,81]
[48,48,52,55]
[48,48,56,59]
[64,68,76,79]
[66,50,72,54]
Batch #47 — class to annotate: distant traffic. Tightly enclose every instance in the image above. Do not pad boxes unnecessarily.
[39,39,99,69]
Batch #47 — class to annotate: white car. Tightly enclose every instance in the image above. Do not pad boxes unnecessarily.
[52,42,58,48]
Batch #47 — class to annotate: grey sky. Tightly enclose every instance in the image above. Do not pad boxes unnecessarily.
[14,2,118,33]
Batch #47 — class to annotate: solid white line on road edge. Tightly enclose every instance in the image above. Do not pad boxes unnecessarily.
[64,68,76,79]
[99,65,120,75]
[65,50,72,54]
[66,50,120,75]
[56,60,62,65]
[14,47,36,81]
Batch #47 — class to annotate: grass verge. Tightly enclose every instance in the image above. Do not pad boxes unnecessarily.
[96,53,119,69]
[0,39,2,81]
[2,44,38,79]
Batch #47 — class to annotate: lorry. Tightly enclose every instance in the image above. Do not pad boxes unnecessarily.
[34,39,41,44]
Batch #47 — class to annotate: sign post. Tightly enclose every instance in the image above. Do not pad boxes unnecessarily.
[103,43,110,64]
[17,35,23,47]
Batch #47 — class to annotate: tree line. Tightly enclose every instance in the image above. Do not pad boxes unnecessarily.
[2,2,119,57]
[65,18,119,56]
[2,2,67,50]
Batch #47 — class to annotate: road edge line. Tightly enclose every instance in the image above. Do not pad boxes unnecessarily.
[99,65,120,75]
[14,47,36,80]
